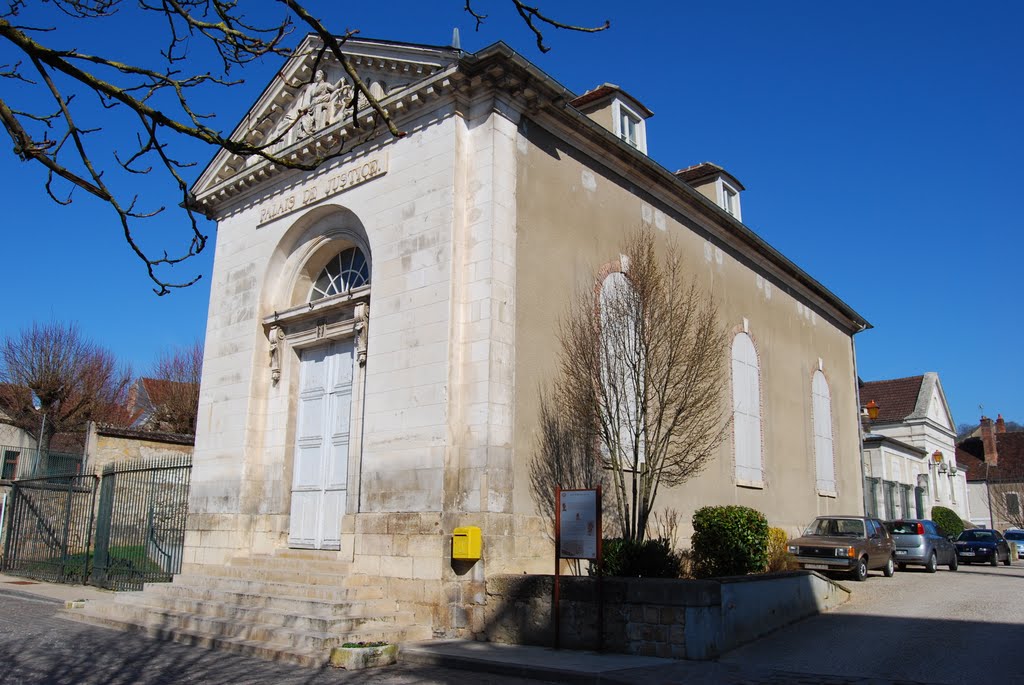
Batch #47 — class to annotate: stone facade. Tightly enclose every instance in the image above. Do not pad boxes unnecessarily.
[186,37,869,637]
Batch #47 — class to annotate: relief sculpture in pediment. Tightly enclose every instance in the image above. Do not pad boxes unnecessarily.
[265,69,354,154]
[297,69,354,137]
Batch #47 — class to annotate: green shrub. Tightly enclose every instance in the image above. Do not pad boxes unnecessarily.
[765,526,793,573]
[594,537,683,578]
[930,506,964,537]
[691,505,769,578]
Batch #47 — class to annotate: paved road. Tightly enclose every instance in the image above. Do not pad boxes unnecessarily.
[0,590,550,685]
[721,560,1024,683]
[3,561,1023,685]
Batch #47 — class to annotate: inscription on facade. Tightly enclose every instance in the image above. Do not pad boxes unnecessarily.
[258,154,388,226]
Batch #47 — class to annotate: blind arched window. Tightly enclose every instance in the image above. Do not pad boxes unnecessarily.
[731,332,763,484]
[812,370,836,493]
[599,272,644,466]
[310,247,370,302]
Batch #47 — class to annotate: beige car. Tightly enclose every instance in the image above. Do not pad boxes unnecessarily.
[787,516,896,581]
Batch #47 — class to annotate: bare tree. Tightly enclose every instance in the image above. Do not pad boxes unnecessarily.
[987,478,1024,530]
[528,391,607,533]
[0,321,132,456]
[550,229,730,543]
[145,339,203,435]
[1,2,607,294]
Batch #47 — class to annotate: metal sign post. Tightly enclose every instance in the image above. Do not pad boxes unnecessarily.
[553,486,602,651]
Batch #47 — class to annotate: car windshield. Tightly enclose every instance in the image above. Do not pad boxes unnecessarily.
[1004,531,1024,541]
[958,530,996,542]
[804,518,865,537]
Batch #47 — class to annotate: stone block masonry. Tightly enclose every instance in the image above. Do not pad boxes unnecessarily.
[484,571,849,660]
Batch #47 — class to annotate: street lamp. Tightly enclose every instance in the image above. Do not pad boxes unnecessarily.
[866,400,879,421]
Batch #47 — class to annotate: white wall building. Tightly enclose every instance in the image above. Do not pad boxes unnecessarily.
[860,372,969,521]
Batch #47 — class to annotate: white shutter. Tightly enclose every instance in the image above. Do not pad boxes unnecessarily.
[812,370,835,493]
[731,333,762,483]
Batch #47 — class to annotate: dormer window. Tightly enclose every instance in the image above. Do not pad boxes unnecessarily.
[721,183,739,219]
[570,84,652,156]
[674,162,745,222]
[613,100,646,153]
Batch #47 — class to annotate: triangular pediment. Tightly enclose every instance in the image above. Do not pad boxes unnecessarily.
[192,36,460,203]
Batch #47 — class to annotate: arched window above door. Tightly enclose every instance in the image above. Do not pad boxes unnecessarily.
[309,246,370,302]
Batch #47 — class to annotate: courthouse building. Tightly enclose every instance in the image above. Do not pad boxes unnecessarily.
[181,36,869,639]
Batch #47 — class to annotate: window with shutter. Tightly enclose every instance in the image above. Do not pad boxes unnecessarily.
[731,332,763,485]
[811,370,836,494]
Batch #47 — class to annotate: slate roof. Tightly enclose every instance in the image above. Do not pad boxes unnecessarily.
[860,375,925,424]
[674,162,746,191]
[958,432,1024,482]
[569,83,654,117]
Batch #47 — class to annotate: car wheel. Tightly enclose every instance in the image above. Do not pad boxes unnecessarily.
[925,551,938,574]
[990,552,999,567]
[897,562,907,572]
[949,553,958,572]
[853,556,868,582]
[883,555,895,578]
[1004,552,1012,566]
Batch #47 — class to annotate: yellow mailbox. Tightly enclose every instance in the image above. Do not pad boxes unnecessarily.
[452,526,482,560]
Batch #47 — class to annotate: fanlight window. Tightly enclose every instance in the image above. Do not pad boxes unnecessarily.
[310,247,370,302]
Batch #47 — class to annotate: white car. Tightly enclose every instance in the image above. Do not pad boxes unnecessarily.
[1005,529,1024,558]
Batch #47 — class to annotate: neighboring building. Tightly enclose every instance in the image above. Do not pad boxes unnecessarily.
[859,373,969,522]
[171,36,868,640]
[958,415,1024,529]
[0,406,36,481]
[126,377,199,435]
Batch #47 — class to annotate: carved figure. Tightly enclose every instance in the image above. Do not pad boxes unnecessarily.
[354,302,370,366]
[269,325,284,384]
[298,70,354,137]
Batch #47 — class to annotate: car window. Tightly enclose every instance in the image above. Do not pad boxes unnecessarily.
[958,530,995,542]
[804,518,865,537]
[1005,531,1024,541]
[888,521,919,535]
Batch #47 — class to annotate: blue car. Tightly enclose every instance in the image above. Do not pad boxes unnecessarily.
[955,529,1011,566]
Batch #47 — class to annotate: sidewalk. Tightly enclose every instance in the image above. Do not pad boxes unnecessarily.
[0,572,113,605]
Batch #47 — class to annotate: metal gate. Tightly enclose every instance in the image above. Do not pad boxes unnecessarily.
[2,454,191,590]
[2,474,99,584]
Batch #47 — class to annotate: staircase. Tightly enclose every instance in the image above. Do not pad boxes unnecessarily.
[63,550,431,667]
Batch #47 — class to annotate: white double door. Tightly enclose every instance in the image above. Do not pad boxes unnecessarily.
[288,339,354,550]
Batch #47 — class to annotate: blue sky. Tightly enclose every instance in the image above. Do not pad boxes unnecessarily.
[1,1,1021,427]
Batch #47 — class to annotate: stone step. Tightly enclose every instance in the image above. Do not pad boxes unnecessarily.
[228,554,353,575]
[78,599,417,652]
[138,583,397,618]
[115,593,400,631]
[182,563,352,586]
[165,573,385,601]
[62,609,327,668]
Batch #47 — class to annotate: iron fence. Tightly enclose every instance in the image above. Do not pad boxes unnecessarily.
[91,454,192,590]
[2,474,99,584]
[1,454,191,590]
[0,444,86,481]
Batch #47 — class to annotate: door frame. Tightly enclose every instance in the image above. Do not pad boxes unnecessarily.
[264,294,370,550]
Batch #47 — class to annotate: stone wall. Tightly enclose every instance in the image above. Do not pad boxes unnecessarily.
[86,424,193,472]
[484,572,849,660]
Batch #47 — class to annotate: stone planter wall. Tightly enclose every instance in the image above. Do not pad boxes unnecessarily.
[483,571,849,660]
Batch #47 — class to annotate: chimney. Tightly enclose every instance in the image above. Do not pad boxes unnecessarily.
[980,415,999,465]
[996,414,1007,434]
